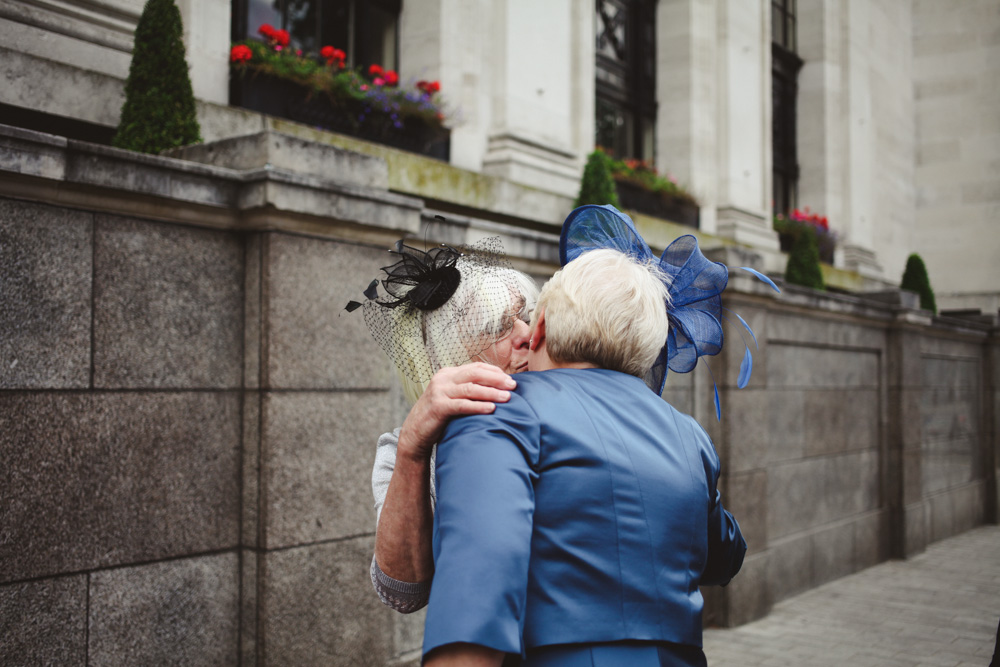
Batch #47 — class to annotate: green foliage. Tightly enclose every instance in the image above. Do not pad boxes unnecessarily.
[113,0,201,154]
[575,149,620,208]
[900,253,937,314]
[785,227,825,291]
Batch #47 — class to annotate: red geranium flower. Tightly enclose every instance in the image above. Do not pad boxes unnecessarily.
[274,29,290,46]
[369,64,384,77]
[320,45,336,59]
[384,70,399,86]
[258,23,276,39]
[417,80,441,94]
[230,44,253,63]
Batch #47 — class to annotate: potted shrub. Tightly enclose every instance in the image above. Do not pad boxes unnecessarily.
[900,253,937,314]
[113,0,201,154]
[784,226,825,291]
[230,25,450,160]
[575,149,620,208]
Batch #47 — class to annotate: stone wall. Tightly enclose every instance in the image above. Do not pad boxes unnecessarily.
[702,277,999,626]
[1,125,997,664]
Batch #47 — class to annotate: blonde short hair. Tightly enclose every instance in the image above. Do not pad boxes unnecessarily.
[535,249,670,377]
[396,265,539,404]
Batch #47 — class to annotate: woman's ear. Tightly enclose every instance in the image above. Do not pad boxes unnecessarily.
[529,309,546,351]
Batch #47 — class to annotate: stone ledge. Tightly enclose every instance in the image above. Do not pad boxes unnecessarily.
[0,123,423,242]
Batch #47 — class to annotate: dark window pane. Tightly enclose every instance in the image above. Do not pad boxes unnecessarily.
[246,0,281,38]
[286,0,318,52]
[594,0,655,160]
[320,0,351,57]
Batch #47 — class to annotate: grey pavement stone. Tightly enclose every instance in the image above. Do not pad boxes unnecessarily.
[0,391,240,582]
[88,553,239,667]
[0,198,92,389]
[93,215,244,388]
[704,525,1000,667]
[0,576,87,666]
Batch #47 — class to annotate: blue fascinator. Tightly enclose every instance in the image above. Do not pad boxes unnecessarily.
[560,205,780,419]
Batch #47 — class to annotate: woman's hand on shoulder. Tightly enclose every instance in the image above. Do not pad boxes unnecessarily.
[397,363,517,463]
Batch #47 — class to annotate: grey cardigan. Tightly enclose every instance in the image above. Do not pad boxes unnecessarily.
[370,428,435,613]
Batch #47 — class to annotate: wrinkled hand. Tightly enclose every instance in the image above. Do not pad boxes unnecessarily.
[397,362,517,462]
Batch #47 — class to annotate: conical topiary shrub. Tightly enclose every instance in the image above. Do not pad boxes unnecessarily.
[113,0,201,154]
[785,227,825,290]
[574,149,620,208]
[900,253,937,314]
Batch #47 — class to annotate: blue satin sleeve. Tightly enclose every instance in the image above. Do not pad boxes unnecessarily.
[422,393,542,658]
[695,423,747,587]
[702,488,746,586]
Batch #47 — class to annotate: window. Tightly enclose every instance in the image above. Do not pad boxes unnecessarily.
[771,0,802,215]
[594,0,656,160]
[232,0,400,71]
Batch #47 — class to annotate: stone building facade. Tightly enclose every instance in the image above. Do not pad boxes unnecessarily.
[2,0,998,310]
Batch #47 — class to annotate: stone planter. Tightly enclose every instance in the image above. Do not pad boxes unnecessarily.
[615,179,699,228]
[230,73,451,161]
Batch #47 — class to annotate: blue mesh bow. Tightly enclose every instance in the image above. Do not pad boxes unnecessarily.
[560,205,780,418]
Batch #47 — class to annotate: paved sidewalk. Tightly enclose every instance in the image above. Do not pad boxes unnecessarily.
[703,525,1000,666]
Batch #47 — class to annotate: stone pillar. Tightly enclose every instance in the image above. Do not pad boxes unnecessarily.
[400,0,591,192]
[176,0,231,106]
[837,0,883,278]
[713,0,779,249]
[657,0,718,232]
[887,313,929,557]
[479,0,590,196]
[796,0,845,247]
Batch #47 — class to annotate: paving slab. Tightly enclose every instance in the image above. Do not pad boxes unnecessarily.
[704,525,1000,667]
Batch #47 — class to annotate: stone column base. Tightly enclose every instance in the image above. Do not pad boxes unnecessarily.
[481,133,581,198]
[715,206,780,251]
[841,243,884,279]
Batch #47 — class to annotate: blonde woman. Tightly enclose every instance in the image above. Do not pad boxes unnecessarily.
[418,204,782,666]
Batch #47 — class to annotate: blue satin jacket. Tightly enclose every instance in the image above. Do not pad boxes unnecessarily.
[423,368,746,659]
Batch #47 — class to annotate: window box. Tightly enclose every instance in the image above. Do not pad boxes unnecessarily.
[230,73,450,161]
[614,179,700,229]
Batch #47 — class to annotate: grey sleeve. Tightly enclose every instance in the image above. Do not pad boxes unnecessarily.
[370,428,435,613]
[370,555,431,614]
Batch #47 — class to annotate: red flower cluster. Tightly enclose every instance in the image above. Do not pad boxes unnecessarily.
[259,23,290,48]
[417,80,441,95]
[789,207,829,230]
[230,44,252,63]
[367,63,399,87]
[320,45,346,67]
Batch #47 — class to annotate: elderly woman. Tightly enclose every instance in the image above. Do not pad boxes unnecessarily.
[350,237,539,612]
[421,241,749,665]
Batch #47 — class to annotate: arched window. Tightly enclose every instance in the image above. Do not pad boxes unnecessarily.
[595,0,656,160]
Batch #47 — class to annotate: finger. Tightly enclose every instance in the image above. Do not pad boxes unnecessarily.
[452,384,512,402]
[450,363,516,389]
[444,398,498,415]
